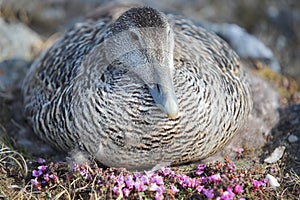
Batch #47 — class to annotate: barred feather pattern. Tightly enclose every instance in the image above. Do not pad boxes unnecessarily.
[23,11,252,170]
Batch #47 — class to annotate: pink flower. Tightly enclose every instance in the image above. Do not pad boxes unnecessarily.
[125,175,134,189]
[38,165,47,171]
[43,173,50,182]
[155,192,164,200]
[73,164,80,172]
[145,171,154,178]
[162,167,175,177]
[31,178,39,185]
[202,188,214,199]
[150,183,165,193]
[196,164,206,176]
[220,188,235,200]
[122,188,131,197]
[236,147,244,155]
[80,169,87,177]
[140,174,149,185]
[31,178,41,189]
[49,174,59,182]
[234,184,244,194]
[253,179,264,189]
[113,186,120,195]
[109,174,116,180]
[209,174,221,183]
[253,179,265,193]
[170,184,179,194]
[116,176,125,185]
[37,158,46,164]
[177,174,190,188]
[199,176,207,184]
[151,174,164,185]
[196,185,204,192]
[150,183,159,191]
[134,179,147,192]
[155,185,165,200]
[230,162,235,171]
[157,185,165,194]
[188,178,196,188]
[32,170,42,177]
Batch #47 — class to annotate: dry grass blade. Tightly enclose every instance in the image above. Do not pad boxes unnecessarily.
[53,184,71,200]
[0,144,28,176]
[283,168,300,198]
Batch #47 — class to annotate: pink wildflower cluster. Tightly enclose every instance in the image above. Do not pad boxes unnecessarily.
[111,171,167,199]
[73,163,93,180]
[109,163,247,199]
[29,157,268,199]
[30,158,59,189]
[253,179,267,193]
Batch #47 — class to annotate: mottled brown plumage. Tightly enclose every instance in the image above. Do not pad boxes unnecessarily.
[23,4,252,170]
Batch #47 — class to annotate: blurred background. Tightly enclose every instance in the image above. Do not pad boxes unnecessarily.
[1,0,299,84]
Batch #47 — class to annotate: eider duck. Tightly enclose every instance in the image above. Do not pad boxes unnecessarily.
[23,4,252,170]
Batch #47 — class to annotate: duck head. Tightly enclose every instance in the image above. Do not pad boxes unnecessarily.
[104,7,178,119]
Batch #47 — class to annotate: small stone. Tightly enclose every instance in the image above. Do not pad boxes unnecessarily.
[264,146,286,163]
[266,174,280,188]
[288,134,299,143]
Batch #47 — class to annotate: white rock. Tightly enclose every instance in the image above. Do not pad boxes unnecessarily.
[0,17,43,62]
[288,134,299,143]
[200,22,281,72]
[264,146,286,163]
[266,174,280,188]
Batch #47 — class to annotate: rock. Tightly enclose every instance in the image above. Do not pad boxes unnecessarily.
[266,174,280,188]
[288,134,299,143]
[0,0,103,34]
[0,17,43,62]
[0,60,30,91]
[0,17,43,92]
[264,146,286,163]
[199,22,281,72]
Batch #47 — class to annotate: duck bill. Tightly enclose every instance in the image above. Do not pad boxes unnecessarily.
[149,80,179,119]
